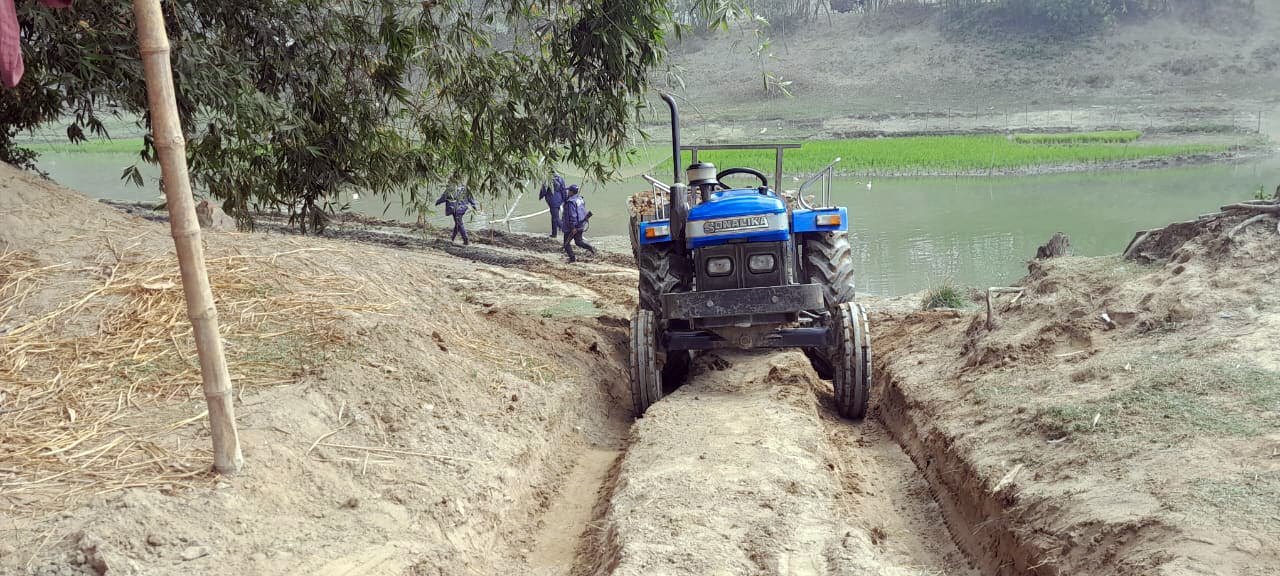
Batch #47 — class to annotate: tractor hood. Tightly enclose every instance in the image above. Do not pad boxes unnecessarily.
[686,188,789,249]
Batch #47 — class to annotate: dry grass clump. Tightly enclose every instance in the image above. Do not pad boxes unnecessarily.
[0,244,390,508]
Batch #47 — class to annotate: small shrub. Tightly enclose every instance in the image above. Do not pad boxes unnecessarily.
[921,283,966,310]
[537,297,598,318]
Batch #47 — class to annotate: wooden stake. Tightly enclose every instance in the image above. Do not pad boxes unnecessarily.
[986,287,1024,330]
[134,0,243,474]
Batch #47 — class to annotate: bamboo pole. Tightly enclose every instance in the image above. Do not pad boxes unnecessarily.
[134,0,243,474]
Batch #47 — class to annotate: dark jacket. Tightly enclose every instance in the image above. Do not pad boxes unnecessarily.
[563,193,589,230]
[435,189,477,216]
[539,183,564,207]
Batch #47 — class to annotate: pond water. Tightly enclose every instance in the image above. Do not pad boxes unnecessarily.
[34,151,1280,296]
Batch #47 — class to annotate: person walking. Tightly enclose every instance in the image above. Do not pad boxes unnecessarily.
[562,184,596,263]
[538,173,567,238]
[435,184,478,245]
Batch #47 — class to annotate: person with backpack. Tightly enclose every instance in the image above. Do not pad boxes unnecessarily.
[538,174,567,238]
[561,184,596,263]
[435,184,478,245]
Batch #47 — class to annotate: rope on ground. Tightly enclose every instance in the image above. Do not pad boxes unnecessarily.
[490,208,551,224]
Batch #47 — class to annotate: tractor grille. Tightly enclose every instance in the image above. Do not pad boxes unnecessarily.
[695,241,786,291]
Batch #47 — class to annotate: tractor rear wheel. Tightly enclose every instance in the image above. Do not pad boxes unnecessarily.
[803,231,857,380]
[803,231,856,307]
[629,215,693,313]
[831,302,871,420]
[629,308,664,416]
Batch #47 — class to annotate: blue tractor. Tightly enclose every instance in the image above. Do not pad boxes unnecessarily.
[627,94,871,418]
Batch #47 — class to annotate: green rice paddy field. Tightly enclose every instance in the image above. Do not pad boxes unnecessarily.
[637,131,1232,176]
[26,131,1234,177]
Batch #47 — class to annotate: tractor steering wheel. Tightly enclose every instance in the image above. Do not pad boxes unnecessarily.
[716,167,769,190]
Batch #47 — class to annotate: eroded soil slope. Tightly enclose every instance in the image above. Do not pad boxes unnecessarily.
[0,165,638,575]
[2,165,976,576]
[875,210,1280,575]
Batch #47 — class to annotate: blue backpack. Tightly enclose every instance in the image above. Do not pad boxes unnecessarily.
[552,175,567,198]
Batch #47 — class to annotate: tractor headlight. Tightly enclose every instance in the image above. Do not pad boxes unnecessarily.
[747,253,776,273]
[706,257,733,276]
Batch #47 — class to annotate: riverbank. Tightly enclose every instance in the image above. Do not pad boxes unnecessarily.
[874,206,1280,575]
[96,154,1279,299]
[5,157,1278,576]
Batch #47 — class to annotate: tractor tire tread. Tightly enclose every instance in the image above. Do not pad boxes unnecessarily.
[629,308,663,416]
[832,302,871,420]
[804,232,856,307]
[630,215,693,313]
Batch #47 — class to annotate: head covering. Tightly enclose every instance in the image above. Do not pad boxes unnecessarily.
[2,0,71,88]
[568,184,580,194]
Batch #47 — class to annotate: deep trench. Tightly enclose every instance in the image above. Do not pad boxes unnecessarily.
[543,346,1010,576]
[419,232,1029,576]
[100,201,1039,575]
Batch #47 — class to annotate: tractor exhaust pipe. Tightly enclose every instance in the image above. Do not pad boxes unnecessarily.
[660,93,689,247]
[660,93,682,184]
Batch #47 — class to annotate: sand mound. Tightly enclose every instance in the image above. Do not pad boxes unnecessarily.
[874,202,1280,575]
[0,164,637,575]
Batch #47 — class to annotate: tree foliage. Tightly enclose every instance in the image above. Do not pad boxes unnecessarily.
[2,0,676,231]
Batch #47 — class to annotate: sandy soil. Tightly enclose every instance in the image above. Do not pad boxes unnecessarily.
[1,165,638,575]
[587,350,975,576]
[6,158,1278,576]
[0,166,971,575]
[874,209,1280,575]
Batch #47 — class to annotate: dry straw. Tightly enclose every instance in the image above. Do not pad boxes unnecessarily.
[0,244,389,510]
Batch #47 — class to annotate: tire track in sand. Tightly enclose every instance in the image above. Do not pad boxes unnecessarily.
[529,447,623,576]
[581,349,976,575]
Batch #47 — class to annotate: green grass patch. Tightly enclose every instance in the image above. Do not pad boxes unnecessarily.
[639,133,1229,177]
[1182,472,1280,534]
[538,297,599,318]
[22,138,145,154]
[1012,130,1142,144]
[920,282,967,310]
[1034,357,1280,439]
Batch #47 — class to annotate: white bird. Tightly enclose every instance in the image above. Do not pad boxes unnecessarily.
[855,180,872,191]
[352,192,361,201]
[759,127,768,134]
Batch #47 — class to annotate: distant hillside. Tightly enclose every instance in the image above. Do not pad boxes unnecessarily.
[647,4,1280,143]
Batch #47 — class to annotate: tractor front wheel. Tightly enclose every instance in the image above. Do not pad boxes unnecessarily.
[629,308,664,416]
[831,302,871,420]
[629,215,693,313]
